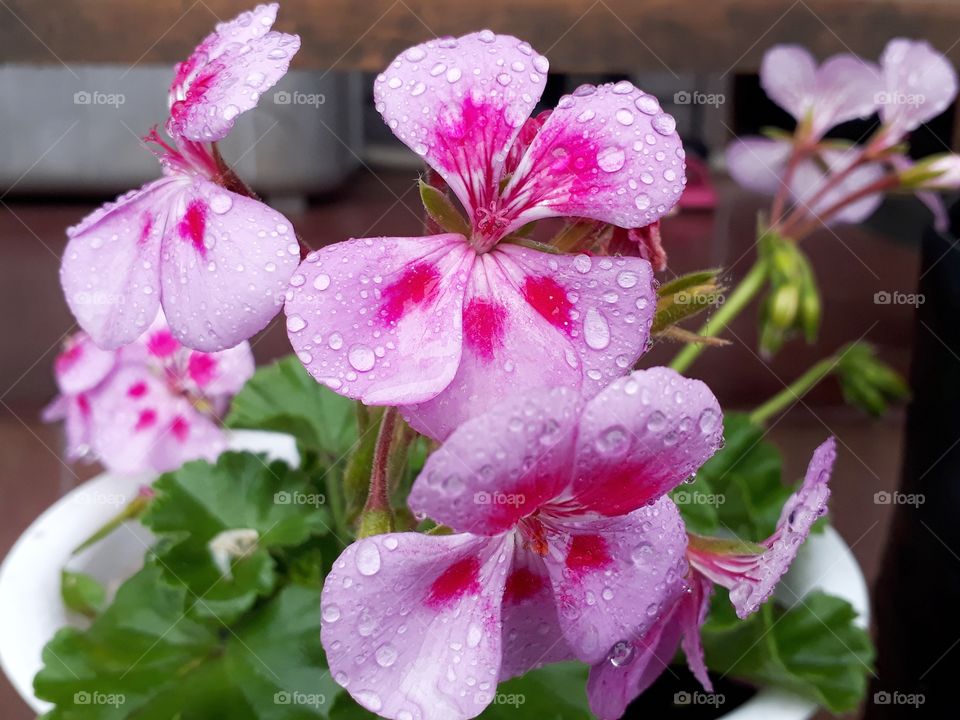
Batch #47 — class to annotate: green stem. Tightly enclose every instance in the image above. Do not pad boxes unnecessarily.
[669,260,768,374]
[748,355,837,425]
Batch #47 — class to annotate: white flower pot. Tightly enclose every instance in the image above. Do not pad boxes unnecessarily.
[0,430,868,719]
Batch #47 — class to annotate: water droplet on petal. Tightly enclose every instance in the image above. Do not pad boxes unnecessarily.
[355,540,381,576]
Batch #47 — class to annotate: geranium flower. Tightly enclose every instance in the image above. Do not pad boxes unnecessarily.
[285,30,685,439]
[61,3,301,352]
[320,368,723,720]
[44,317,254,474]
[587,438,835,719]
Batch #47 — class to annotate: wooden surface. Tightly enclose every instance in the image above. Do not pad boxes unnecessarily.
[3,0,960,74]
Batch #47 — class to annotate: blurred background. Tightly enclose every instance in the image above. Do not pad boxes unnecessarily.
[2,1,960,717]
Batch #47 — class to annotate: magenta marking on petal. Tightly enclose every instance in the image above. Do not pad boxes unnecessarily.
[127,381,148,399]
[77,393,91,417]
[565,534,612,577]
[425,556,482,609]
[503,568,545,604]
[187,352,218,387]
[378,262,441,324]
[462,298,507,361]
[147,330,180,358]
[138,212,154,247]
[522,275,574,334]
[134,408,157,432]
[54,343,84,376]
[177,199,208,256]
[171,415,190,442]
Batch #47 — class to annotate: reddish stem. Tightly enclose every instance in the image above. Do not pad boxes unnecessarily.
[364,406,399,514]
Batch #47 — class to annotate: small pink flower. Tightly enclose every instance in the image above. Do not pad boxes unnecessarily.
[44,316,254,474]
[286,31,685,439]
[320,368,723,720]
[687,437,835,618]
[61,3,301,352]
[760,45,881,140]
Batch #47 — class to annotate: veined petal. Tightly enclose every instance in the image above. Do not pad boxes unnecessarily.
[502,81,685,232]
[586,571,713,720]
[409,387,581,535]
[285,234,473,405]
[158,177,300,351]
[571,368,723,516]
[688,438,835,619]
[543,498,689,664]
[374,31,548,220]
[167,3,300,141]
[810,55,882,137]
[404,245,655,440]
[62,178,179,349]
[53,333,117,395]
[321,532,510,720]
[499,546,575,680]
[724,137,791,196]
[879,39,958,141]
[760,45,818,122]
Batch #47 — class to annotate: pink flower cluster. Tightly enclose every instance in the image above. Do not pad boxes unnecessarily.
[44,316,253,474]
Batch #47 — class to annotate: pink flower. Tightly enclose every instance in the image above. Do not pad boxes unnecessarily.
[44,317,254,474]
[687,437,835,618]
[876,39,958,147]
[61,3,301,352]
[726,138,884,225]
[320,368,723,720]
[585,438,835,719]
[759,45,881,140]
[285,31,685,439]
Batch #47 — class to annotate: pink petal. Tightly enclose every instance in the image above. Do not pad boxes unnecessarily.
[374,31,548,222]
[53,333,117,395]
[880,39,958,141]
[285,234,472,405]
[167,3,300,141]
[148,401,226,473]
[729,437,835,618]
[404,245,656,440]
[186,342,255,397]
[724,137,791,196]
[760,45,818,122]
[810,55,882,137]
[499,547,575,680]
[408,387,581,535]
[321,532,509,720]
[159,178,299,351]
[571,368,723,516]
[586,571,713,720]
[544,498,689,664]
[62,178,177,349]
[791,149,884,224]
[503,81,685,232]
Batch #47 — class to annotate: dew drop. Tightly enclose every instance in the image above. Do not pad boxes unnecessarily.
[597,146,626,173]
[348,345,376,372]
[583,307,611,350]
[355,541,382,576]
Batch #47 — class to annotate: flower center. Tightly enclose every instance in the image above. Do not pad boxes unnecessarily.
[471,202,511,253]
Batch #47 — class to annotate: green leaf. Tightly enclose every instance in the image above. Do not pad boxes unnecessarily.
[226,356,357,461]
[142,452,331,622]
[702,591,873,713]
[36,568,339,719]
[479,663,594,719]
[679,413,791,539]
[60,571,107,619]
